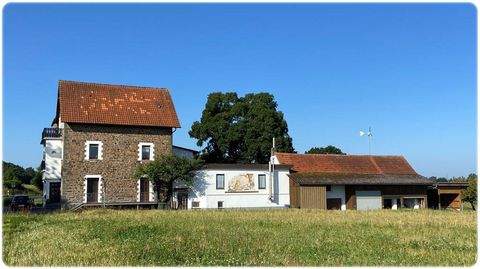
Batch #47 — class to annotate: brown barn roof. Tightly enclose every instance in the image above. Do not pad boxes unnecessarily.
[275,153,417,175]
[275,152,430,185]
[55,80,180,128]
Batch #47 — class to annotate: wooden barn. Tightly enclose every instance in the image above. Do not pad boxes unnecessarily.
[275,153,434,210]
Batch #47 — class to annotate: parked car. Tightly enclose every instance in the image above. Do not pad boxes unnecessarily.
[9,195,34,212]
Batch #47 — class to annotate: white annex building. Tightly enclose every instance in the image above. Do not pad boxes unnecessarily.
[174,163,291,209]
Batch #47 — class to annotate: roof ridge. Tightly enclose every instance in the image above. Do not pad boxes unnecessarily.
[275,152,405,158]
[59,80,170,91]
[369,156,383,174]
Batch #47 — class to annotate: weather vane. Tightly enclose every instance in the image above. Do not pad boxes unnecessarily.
[359,126,373,155]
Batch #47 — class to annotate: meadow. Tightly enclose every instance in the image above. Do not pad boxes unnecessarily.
[2,209,477,266]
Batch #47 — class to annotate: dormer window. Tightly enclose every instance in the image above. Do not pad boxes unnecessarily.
[138,143,154,161]
[85,141,103,160]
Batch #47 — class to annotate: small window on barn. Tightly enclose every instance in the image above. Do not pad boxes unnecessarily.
[216,174,225,189]
[218,201,224,208]
[258,174,266,189]
[85,141,103,160]
[326,185,331,192]
[192,201,200,208]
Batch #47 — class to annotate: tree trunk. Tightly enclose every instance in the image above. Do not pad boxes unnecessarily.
[155,180,161,209]
[165,182,174,209]
[470,201,476,211]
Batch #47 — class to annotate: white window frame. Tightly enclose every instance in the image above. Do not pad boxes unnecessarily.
[85,141,103,160]
[83,175,103,203]
[258,174,267,190]
[138,142,155,161]
[216,174,225,190]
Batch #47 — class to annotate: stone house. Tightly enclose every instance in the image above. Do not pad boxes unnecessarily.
[41,80,181,208]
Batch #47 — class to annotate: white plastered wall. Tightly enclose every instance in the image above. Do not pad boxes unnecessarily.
[43,140,63,180]
[182,167,291,209]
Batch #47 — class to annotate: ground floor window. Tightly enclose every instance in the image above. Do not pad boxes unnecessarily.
[383,198,401,209]
[403,197,425,209]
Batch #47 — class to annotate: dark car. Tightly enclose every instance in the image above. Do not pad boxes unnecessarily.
[9,195,34,212]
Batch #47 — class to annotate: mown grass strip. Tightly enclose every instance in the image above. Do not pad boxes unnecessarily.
[2,209,477,266]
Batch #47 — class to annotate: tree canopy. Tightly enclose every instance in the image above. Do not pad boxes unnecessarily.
[305,145,345,155]
[3,161,42,189]
[462,173,477,210]
[134,155,203,206]
[189,92,295,163]
[428,176,449,183]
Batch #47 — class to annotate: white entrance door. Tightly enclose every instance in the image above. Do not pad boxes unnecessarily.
[356,190,382,210]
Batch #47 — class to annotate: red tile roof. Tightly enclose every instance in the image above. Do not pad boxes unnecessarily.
[56,80,180,128]
[275,153,418,175]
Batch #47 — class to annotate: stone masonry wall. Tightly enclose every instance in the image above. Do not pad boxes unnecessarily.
[62,123,172,207]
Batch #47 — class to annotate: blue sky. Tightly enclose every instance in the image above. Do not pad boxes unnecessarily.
[3,3,476,177]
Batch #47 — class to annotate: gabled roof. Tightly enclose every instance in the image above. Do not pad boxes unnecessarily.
[54,80,180,128]
[275,152,430,185]
[275,153,417,175]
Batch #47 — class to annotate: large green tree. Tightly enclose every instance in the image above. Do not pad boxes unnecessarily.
[305,145,345,155]
[189,92,294,163]
[134,155,203,208]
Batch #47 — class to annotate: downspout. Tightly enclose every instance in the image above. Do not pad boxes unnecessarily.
[269,138,276,201]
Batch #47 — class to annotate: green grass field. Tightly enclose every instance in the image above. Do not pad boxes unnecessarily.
[2,209,477,266]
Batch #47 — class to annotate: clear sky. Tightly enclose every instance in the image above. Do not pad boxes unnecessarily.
[3,3,476,177]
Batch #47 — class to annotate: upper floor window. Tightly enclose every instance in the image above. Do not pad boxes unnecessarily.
[141,145,151,160]
[216,174,225,189]
[258,174,266,189]
[85,141,103,160]
[138,143,155,161]
[89,144,99,159]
